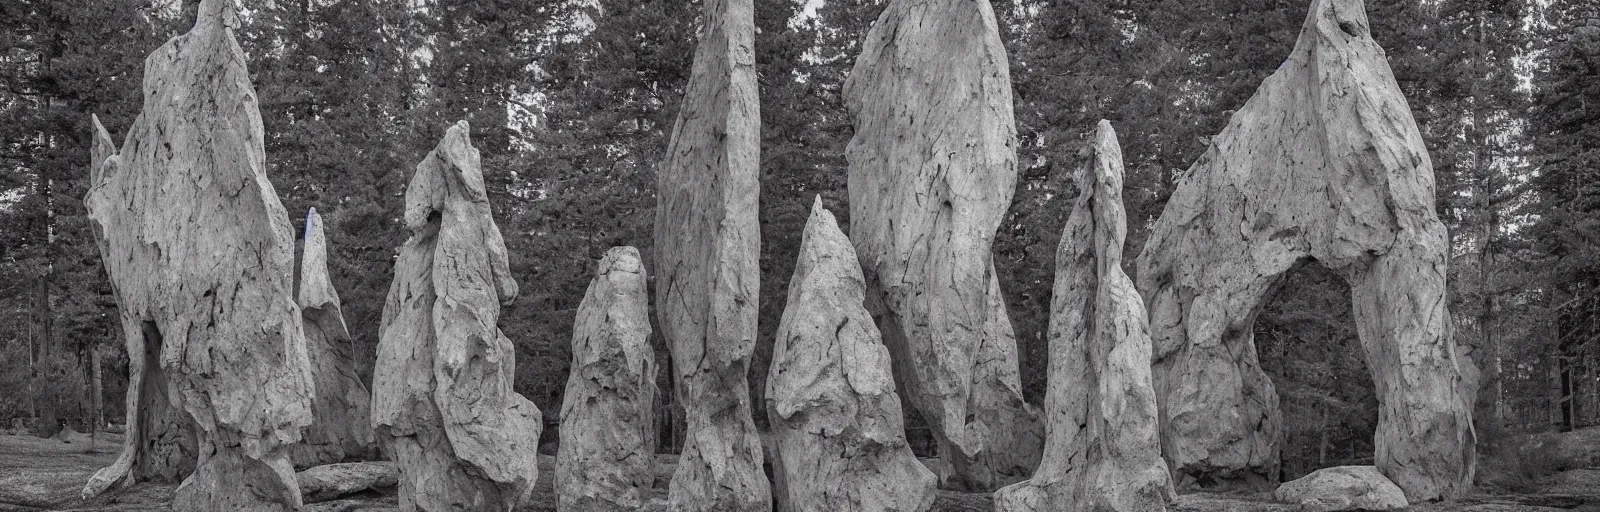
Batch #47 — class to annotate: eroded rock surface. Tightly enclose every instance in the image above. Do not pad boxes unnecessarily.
[1134,0,1474,501]
[80,1,313,509]
[1273,466,1408,511]
[290,208,377,469]
[843,0,1042,491]
[297,462,398,504]
[995,122,1172,512]
[371,121,542,512]
[765,198,938,512]
[652,0,769,507]
[556,246,658,512]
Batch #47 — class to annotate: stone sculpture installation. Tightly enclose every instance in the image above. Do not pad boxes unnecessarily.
[556,246,659,512]
[843,0,1043,491]
[994,122,1173,512]
[766,198,939,512]
[79,1,316,509]
[371,121,543,512]
[1134,0,1475,501]
[651,0,769,507]
[289,208,377,468]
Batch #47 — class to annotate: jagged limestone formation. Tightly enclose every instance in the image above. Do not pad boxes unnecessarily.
[79,1,315,509]
[290,208,377,469]
[843,0,1042,491]
[652,0,768,507]
[766,198,938,512]
[1134,0,1474,501]
[556,246,659,512]
[371,121,542,512]
[995,122,1173,512]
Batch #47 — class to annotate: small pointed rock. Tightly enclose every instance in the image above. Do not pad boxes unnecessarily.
[844,0,1042,491]
[81,0,314,509]
[371,121,542,512]
[652,0,769,507]
[1134,0,1474,500]
[766,198,938,512]
[290,208,378,468]
[994,122,1173,512]
[556,246,659,512]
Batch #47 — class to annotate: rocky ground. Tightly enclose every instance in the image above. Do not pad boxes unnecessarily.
[3,428,1599,511]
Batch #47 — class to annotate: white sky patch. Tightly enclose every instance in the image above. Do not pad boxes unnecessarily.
[0,187,21,213]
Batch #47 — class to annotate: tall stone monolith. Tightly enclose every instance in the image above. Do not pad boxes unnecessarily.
[843,0,1043,491]
[652,0,769,507]
[766,198,938,512]
[994,122,1173,512]
[290,208,377,468]
[556,246,658,512]
[1134,0,1475,501]
[80,1,315,509]
[371,121,543,512]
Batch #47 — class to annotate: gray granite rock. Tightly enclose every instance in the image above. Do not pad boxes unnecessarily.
[766,198,938,512]
[371,121,541,512]
[556,246,658,512]
[1134,0,1474,501]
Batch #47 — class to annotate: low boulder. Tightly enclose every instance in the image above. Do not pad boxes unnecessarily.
[1273,466,1407,511]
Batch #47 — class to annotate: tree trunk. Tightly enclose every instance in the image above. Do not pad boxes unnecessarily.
[91,347,104,448]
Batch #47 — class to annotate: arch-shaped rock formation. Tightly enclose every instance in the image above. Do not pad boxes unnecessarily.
[1134,0,1475,501]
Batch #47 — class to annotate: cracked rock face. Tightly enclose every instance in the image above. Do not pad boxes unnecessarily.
[651,0,769,507]
[1134,0,1474,501]
[80,1,314,509]
[765,198,938,512]
[843,0,1043,492]
[556,246,659,512]
[289,208,377,469]
[371,121,542,512]
[994,122,1173,512]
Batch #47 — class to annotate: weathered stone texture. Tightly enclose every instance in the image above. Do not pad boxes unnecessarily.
[297,462,399,504]
[995,122,1172,512]
[766,198,938,512]
[556,246,659,512]
[371,121,542,512]
[1133,0,1474,501]
[651,0,769,507]
[290,208,377,469]
[843,0,1042,491]
[80,1,314,509]
[1274,466,1408,511]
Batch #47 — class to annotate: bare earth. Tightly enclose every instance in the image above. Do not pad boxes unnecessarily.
[1,432,1595,511]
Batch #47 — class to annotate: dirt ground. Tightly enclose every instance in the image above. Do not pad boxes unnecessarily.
[1,430,1597,511]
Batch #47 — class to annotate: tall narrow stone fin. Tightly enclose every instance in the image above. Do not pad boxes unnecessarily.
[843,0,1043,491]
[994,121,1173,512]
[652,0,769,507]
[289,207,377,469]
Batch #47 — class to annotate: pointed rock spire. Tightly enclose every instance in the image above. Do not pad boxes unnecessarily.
[289,208,377,468]
[995,122,1173,512]
[371,121,542,511]
[766,197,938,512]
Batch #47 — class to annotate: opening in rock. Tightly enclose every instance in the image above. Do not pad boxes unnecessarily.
[1255,259,1377,481]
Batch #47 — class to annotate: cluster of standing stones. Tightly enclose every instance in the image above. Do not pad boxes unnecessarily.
[75,0,1475,510]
